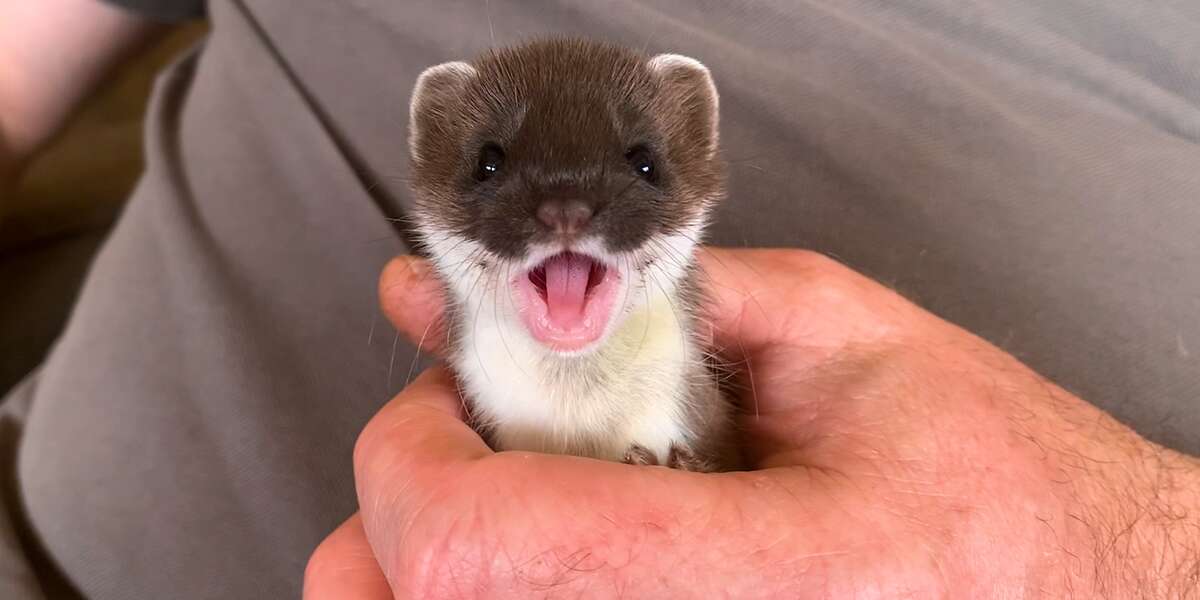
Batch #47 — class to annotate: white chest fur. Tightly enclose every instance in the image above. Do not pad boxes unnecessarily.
[451,283,697,463]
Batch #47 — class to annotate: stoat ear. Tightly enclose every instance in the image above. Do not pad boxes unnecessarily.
[646,54,720,158]
[408,61,478,163]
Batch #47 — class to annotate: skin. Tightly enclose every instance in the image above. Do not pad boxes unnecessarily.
[306,247,1200,599]
[0,0,162,194]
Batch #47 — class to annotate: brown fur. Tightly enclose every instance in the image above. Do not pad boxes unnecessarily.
[408,37,737,471]
[408,37,725,257]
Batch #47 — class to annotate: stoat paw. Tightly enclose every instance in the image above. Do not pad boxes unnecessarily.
[622,443,659,466]
[666,443,718,472]
[624,443,720,472]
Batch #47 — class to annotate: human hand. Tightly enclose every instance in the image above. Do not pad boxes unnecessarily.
[306,248,1200,598]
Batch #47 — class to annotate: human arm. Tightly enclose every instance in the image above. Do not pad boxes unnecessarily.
[306,248,1200,598]
[0,3,174,597]
[0,0,166,191]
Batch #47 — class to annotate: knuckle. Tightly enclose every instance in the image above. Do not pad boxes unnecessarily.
[776,247,839,273]
[353,401,428,474]
[389,492,494,597]
[352,406,408,483]
[768,249,863,300]
[768,248,919,338]
[788,250,852,285]
[783,251,862,303]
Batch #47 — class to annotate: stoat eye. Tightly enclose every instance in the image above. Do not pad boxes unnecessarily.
[474,143,505,182]
[625,145,657,183]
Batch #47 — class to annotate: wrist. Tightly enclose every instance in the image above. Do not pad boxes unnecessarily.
[1092,444,1200,597]
[1002,370,1200,597]
[1064,425,1200,597]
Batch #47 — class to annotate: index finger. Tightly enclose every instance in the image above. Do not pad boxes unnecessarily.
[378,255,450,357]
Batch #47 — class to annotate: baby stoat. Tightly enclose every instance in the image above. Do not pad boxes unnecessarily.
[406,37,735,471]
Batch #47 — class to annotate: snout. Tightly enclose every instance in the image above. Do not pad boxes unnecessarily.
[536,198,594,236]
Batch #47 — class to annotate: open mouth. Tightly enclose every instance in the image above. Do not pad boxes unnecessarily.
[513,252,621,352]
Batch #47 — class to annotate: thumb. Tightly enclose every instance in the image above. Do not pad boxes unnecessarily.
[378,255,449,357]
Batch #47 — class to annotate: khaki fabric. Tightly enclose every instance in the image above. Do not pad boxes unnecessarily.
[3,1,1199,597]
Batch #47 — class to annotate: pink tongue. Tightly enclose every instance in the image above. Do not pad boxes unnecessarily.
[544,254,591,327]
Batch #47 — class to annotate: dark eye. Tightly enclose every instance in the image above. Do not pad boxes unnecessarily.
[625,145,657,183]
[474,143,505,182]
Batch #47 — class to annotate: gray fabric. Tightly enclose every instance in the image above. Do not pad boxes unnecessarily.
[2,0,1199,597]
[1,376,46,600]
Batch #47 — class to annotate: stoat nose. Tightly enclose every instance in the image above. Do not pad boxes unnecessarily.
[536,199,594,236]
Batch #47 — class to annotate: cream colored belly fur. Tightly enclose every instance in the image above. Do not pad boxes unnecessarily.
[452,286,697,463]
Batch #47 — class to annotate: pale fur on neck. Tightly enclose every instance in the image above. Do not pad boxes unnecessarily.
[420,226,705,464]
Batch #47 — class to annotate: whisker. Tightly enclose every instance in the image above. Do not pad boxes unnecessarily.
[665,230,774,335]
[648,236,691,273]
[737,335,759,420]
[434,241,487,296]
[386,330,401,392]
[404,316,438,388]
[484,0,496,45]
[644,259,690,357]
[618,249,637,322]
[454,377,474,422]
[468,260,494,384]
[366,312,378,346]
[493,261,532,381]
[630,253,653,372]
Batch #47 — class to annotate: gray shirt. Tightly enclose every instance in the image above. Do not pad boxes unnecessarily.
[3,1,1199,598]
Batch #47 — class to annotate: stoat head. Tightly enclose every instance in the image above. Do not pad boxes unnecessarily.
[407,37,724,355]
